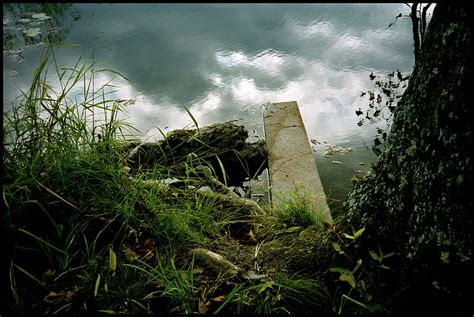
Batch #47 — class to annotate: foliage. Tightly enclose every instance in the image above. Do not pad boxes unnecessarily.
[3,3,80,58]
[357,4,434,156]
[327,224,397,314]
[345,4,472,314]
[1,46,242,314]
[2,45,333,315]
[388,3,434,60]
[356,70,410,155]
[216,273,328,314]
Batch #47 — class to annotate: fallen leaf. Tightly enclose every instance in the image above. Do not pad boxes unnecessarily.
[42,269,56,281]
[43,290,75,304]
[193,267,204,274]
[122,245,138,262]
[211,295,226,302]
[109,247,117,275]
[258,281,275,294]
[142,238,155,249]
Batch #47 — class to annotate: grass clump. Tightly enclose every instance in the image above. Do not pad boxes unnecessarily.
[4,45,384,315]
[272,186,319,228]
[212,273,329,314]
[1,46,241,314]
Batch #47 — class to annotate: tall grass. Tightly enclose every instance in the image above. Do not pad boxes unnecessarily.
[3,46,332,315]
[1,46,242,314]
[272,186,319,228]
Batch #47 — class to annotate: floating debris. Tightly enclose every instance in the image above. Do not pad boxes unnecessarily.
[23,27,41,37]
[310,139,321,145]
[116,98,136,107]
[332,160,342,164]
[249,130,259,138]
[17,18,31,24]
[48,26,61,34]
[323,144,353,156]
[359,162,365,165]
[4,69,19,77]
[28,21,45,26]
[32,13,51,21]
[3,48,24,63]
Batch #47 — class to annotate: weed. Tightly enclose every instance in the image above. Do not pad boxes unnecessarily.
[327,223,397,314]
[272,186,320,228]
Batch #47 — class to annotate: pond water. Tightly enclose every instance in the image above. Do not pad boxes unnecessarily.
[3,3,417,215]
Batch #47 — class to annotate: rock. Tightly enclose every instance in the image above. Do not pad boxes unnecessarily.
[127,122,268,186]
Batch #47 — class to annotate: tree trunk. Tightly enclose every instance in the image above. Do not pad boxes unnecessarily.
[345,4,472,314]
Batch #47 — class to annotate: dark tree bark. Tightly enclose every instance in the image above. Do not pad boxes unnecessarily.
[345,4,472,314]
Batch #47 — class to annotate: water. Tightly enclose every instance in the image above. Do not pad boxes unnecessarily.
[3,3,417,214]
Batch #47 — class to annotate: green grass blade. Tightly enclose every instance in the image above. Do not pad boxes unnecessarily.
[18,228,69,256]
[34,179,78,210]
[183,105,199,132]
[12,263,46,287]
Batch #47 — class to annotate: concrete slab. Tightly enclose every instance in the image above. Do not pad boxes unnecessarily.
[263,101,332,224]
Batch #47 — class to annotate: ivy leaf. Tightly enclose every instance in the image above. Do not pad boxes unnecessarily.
[353,228,365,239]
[373,137,382,146]
[330,267,358,287]
[342,233,354,240]
[369,249,380,261]
[258,281,275,294]
[332,242,342,253]
[373,147,382,156]
[382,88,392,97]
[329,267,348,274]
[352,259,363,273]
[344,271,357,288]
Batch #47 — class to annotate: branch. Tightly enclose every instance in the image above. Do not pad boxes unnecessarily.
[411,3,421,59]
[420,3,433,41]
[190,248,242,277]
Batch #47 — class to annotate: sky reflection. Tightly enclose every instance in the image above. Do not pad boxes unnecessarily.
[4,3,423,212]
